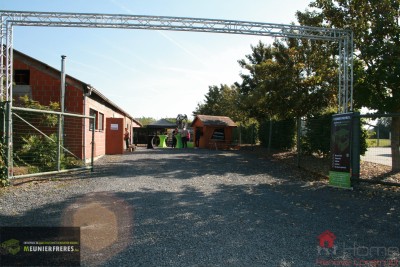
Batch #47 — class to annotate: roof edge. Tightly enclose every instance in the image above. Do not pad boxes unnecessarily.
[12,49,142,127]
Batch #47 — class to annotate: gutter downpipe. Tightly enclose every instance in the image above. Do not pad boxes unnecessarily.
[58,55,66,171]
[83,93,86,164]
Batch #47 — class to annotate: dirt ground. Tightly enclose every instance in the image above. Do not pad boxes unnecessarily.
[241,145,400,191]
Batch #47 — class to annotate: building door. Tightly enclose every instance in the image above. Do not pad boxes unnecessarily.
[106,118,124,154]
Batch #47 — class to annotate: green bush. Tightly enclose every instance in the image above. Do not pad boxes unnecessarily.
[235,123,258,144]
[62,156,84,169]
[258,118,296,150]
[18,134,58,172]
[17,134,83,172]
[14,97,84,173]
[301,113,333,157]
[0,142,9,187]
[359,125,368,156]
[301,113,368,157]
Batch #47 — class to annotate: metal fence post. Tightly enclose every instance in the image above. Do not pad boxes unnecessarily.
[91,115,95,172]
[57,113,62,171]
[0,102,8,182]
[5,101,11,179]
[296,117,301,168]
[239,125,242,146]
[351,112,360,184]
[267,119,272,154]
[1,102,4,144]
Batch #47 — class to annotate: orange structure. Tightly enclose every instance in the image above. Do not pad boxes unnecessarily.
[191,115,238,149]
[105,118,124,155]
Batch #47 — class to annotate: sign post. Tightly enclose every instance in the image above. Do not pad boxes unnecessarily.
[329,113,353,189]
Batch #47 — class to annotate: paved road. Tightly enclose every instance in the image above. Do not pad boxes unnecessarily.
[362,147,392,166]
[1,148,399,266]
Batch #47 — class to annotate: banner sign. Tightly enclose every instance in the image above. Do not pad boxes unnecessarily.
[0,227,80,266]
[329,113,352,189]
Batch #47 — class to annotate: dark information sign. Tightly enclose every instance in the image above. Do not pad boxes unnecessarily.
[329,113,352,189]
[0,227,80,266]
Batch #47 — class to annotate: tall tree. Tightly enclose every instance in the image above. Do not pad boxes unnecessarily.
[136,117,156,126]
[300,0,400,170]
[236,37,337,121]
[235,41,274,120]
[193,84,243,122]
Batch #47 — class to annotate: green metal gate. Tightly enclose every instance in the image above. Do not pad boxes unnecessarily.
[0,103,95,183]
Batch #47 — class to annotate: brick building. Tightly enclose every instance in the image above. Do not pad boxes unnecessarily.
[13,49,141,161]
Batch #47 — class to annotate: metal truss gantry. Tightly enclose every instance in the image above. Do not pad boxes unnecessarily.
[0,10,353,113]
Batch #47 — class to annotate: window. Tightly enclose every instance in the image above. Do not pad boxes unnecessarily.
[98,113,104,131]
[89,108,98,131]
[14,85,32,101]
[14,70,30,85]
[211,128,225,140]
[89,109,104,131]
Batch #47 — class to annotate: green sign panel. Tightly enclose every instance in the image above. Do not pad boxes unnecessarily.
[329,171,351,188]
[329,113,352,189]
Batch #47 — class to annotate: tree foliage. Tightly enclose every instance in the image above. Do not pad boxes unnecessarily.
[299,0,400,169]
[300,112,367,157]
[19,134,58,172]
[235,37,337,121]
[13,96,83,173]
[258,119,296,150]
[18,95,59,127]
[306,0,400,113]
[135,117,156,127]
[193,84,244,122]
[301,113,334,157]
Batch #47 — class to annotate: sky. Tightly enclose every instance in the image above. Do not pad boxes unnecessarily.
[1,0,313,120]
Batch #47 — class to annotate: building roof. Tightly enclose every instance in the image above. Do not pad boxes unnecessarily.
[13,49,142,127]
[146,119,176,129]
[192,115,236,127]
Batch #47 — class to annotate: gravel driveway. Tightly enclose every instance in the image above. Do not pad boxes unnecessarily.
[1,147,399,266]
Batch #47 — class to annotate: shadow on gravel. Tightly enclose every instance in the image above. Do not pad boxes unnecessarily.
[1,176,400,266]
[89,148,310,182]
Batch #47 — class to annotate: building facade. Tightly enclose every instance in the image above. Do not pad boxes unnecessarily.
[13,50,141,161]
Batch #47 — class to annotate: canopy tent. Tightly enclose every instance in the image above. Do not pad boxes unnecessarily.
[146,119,177,129]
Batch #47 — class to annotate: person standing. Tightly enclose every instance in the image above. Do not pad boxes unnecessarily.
[172,130,177,148]
[195,128,201,148]
[181,127,188,148]
[186,129,191,144]
[124,128,130,150]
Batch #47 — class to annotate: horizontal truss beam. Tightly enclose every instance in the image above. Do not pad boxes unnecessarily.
[1,10,353,114]
[1,10,350,40]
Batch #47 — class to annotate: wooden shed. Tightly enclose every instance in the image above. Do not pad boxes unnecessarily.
[191,115,238,149]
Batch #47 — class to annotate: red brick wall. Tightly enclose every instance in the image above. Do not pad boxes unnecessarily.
[13,58,84,114]
[14,55,136,161]
[84,97,134,159]
[13,58,85,159]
